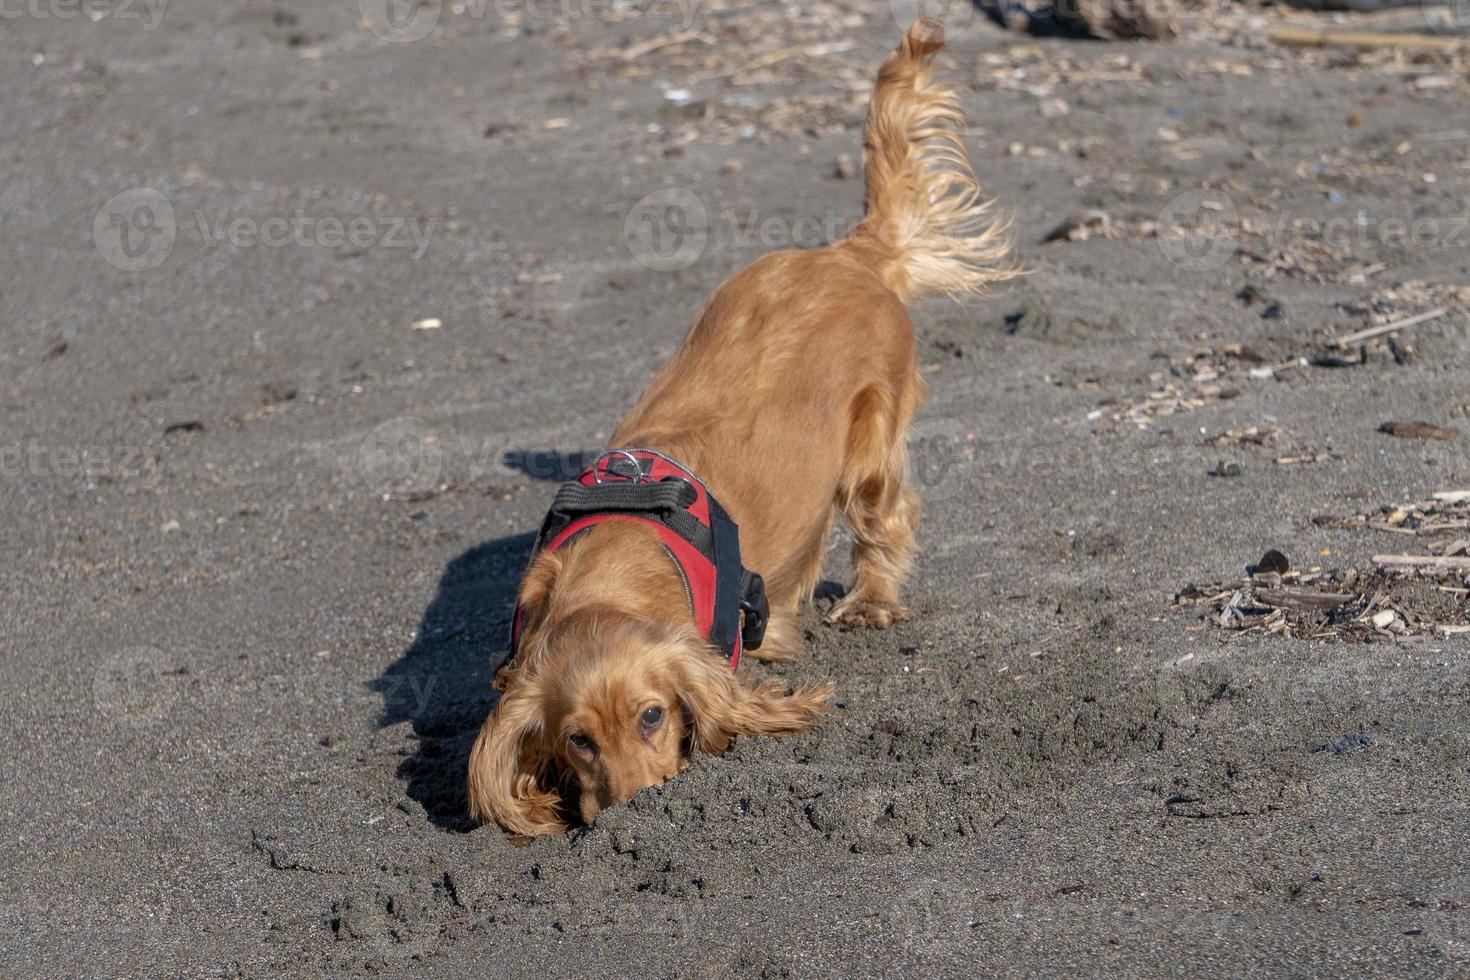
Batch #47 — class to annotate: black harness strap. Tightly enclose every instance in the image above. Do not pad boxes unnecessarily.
[706,494,745,656]
[549,478,695,518]
[538,478,714,561]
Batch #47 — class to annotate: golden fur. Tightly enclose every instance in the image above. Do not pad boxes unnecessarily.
[468,20,1016,838]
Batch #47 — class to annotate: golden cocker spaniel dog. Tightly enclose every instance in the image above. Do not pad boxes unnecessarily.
[469,20,1015,838]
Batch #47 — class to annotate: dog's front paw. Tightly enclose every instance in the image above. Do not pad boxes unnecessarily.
[825,597,910,630]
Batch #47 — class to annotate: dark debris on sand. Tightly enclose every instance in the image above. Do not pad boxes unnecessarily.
[1176,541,1470,641]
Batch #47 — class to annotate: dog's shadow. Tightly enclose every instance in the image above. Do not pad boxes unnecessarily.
[370,531,534,830]
[370,450,596,829]
[370,447,847,830]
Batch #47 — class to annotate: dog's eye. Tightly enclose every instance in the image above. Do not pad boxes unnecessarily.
[569,733,594,753]
[640,706,664,730]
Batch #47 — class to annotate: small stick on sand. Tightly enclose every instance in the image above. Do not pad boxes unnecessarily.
[1270,29,1466,53]
[1433,490,1470,504]
[1366,522,1420,535]
[1256,588,1355,611]
[1373,554,1470,570]
[619,29,707,62]
[720,41,854,77]
[1332,307,1448,349]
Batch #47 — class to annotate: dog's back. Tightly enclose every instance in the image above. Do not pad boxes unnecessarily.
[612,18,1017,629]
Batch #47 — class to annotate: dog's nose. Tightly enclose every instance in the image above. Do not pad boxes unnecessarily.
[607,779,651,806]
[604,770,671,808]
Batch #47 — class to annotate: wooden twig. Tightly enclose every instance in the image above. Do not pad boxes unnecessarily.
[1269,28,1467,53]
[619,29,707,62]
[698,41,853,80]
[1256,588,1354,611]
[1332,307,1448,349]
[1366,522,1420,535]
[1373,554,1470,570]
[1433,490,1470,503]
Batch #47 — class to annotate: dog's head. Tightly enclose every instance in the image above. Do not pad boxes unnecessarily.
[468,609,832,837]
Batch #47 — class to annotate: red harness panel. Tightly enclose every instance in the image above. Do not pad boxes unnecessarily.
[509,449,767,671]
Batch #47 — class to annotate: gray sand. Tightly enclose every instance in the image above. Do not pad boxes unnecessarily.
[3,2,1469,976]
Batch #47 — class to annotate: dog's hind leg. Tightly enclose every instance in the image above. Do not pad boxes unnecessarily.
[827,382,921,630]
[744,513,834,661]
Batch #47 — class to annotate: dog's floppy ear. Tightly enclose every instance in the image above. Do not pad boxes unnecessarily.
[516,549,563,629]
[467,682,565,837]
[666,638,835,756]
[494,550,565,693]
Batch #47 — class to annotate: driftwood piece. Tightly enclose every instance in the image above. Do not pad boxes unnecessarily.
[1256,588,1355,611]
[1269,28,1467,53]
[1374,554,1470,570]
[619,29,707,62]
[1331,307,1448,349]
[1379,421,1462,441]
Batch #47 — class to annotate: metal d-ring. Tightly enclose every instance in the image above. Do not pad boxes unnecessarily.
[592,449,646,485]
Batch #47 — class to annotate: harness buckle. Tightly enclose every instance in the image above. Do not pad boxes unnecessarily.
[738,571,769,651]
[593,449,649,484]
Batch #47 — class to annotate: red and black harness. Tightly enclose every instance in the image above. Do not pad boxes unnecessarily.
[510,449,769,670]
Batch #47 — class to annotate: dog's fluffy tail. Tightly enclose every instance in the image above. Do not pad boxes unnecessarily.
[844,20,1016,303]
